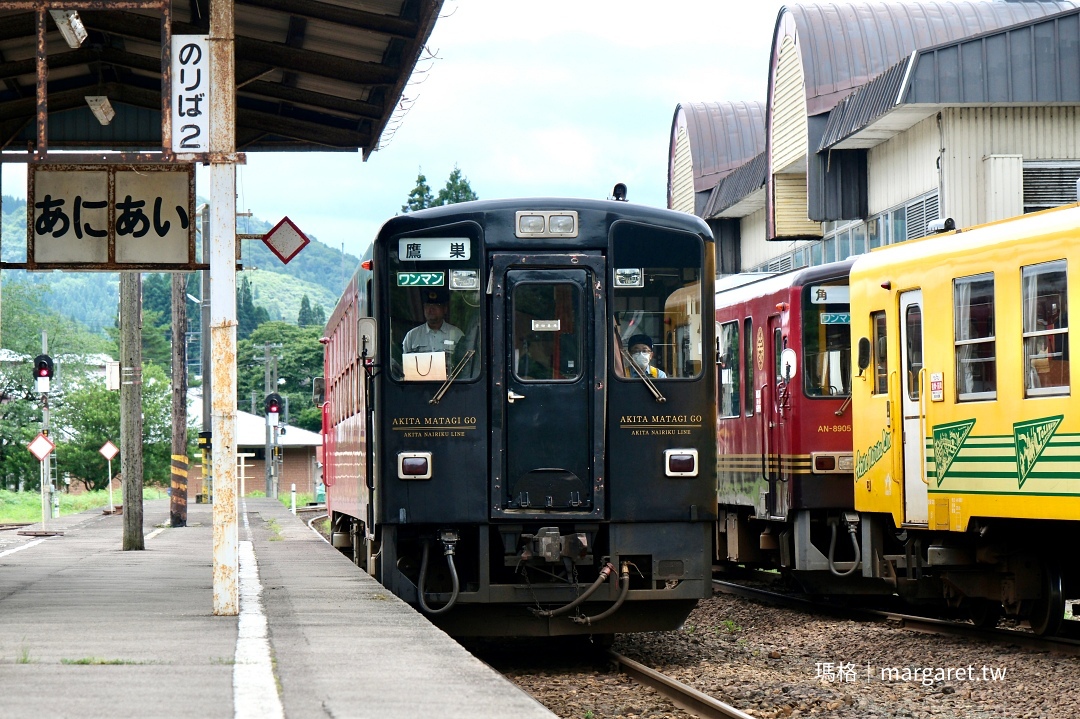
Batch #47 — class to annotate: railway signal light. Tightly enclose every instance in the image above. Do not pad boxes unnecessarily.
[33,354,54,393]
[265,393,282,426]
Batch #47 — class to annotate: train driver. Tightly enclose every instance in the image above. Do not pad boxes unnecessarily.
[625,334,667,379]
[402,288,464,356]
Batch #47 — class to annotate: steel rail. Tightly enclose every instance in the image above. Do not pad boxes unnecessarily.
[606,650,755,719]
[713,579,1080,657]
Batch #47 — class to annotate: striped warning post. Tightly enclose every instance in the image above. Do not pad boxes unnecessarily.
[170,454,188,527]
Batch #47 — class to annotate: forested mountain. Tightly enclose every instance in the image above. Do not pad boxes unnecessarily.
[1,195,359,335]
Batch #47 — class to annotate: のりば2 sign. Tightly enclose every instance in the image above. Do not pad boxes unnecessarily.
[171,35,209,153]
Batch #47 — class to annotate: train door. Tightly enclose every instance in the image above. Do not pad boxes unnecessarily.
[766,314,789,519]
[491,256,602,516]
[899,290,928,524]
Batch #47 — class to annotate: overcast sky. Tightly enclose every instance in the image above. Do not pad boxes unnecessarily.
[2,1,788,259]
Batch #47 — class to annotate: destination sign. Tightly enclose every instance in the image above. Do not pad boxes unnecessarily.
[810,285,850,304]
[398,238,471,261]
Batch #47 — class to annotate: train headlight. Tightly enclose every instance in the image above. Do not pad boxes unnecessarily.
[398,451,432,480]
[518,213,546,234]
[547,213,576,235]
[664,448,698,477]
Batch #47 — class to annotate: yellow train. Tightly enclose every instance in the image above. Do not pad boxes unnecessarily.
[850,202,1080,635]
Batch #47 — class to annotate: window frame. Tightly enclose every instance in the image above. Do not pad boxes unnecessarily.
[953,272,997,402]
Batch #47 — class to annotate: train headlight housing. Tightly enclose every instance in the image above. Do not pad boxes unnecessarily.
[812,452,855,474]
[398,452,432,480]
[664,448,698,477]
[515,211,579,238]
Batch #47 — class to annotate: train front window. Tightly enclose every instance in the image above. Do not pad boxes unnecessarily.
[512,282,582,382]
[802,283,851,397]
[387,232,482,382]
[611,223,703,379]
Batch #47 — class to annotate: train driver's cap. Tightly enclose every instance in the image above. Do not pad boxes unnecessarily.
[627,334,654,351]
[422,288,449,305]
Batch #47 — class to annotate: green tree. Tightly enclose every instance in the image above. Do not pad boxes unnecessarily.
[237,275,270,340]
[310,303,326,328]
[236,322,324,432]
[0,364,43,491]
[51,363,181,490]
[142,273,172,324]
[401,170,434,213]
[0,280,112,356]
[435,165,479,206]
[140,309,172,368]
[297,295,326,328]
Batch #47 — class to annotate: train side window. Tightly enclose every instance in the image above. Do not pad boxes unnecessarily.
[1022,260,1069,397]
[954,273,997,401]
[718,321,740,417]
[904,304,923,401]
[871,311,888,394]
[744,317,754,416]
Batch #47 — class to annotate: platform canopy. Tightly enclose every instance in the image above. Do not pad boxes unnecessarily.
[0,0,443,159]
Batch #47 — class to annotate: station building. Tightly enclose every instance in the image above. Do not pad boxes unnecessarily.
[670,0,1080,274]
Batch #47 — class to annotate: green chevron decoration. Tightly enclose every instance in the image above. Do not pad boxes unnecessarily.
[1014,415,1063,489]
[931,419,976,486]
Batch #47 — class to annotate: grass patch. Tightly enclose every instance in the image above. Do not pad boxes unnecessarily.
[61,657,143,665]
[16,644,32,664]
[266,518,283,541]
[278,491,313,509]
[0,487,168,523]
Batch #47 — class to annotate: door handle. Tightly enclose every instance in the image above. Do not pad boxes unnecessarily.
[508,390,525,404]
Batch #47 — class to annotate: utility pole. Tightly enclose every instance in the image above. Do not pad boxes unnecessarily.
[120,272,144,551]
[170,273,189,527]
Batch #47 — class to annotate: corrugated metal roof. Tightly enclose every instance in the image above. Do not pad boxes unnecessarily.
[703,151,768,218]
[818,56,911,149]
[821,5,1080,149]
[774,0,1077,117]
[0,0,442,157]
[674,101,766,193]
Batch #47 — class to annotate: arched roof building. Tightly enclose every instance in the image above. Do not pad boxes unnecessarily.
[668,101,766,217]
[673,1,1080,274]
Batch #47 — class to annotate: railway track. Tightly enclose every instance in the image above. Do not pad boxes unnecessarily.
[606,650,754,719]
[713,578,1080,656]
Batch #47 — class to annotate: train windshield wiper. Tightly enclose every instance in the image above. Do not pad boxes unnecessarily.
[430,350,475,405]
[621,349,666,403]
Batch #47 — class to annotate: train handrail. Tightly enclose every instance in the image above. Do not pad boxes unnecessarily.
[759,382,769,483]
[918,367,930,485]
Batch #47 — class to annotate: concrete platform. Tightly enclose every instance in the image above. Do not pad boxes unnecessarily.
[0,497,555,719]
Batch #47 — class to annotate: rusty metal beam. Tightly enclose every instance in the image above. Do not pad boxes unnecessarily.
[235,106,368,148]
[0,45,160,81]
[239,80,382,119]
[236,0,419,38]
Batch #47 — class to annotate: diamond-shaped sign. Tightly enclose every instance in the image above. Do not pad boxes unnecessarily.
[28,433,55,461]
[262,216,310,265]
[99,440,119,461]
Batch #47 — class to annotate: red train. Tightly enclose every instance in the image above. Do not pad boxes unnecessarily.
[714,260,877,592]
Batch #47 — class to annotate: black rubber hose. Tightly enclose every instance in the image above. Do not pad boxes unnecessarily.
[828,521,862,577]
[571,564,631,626]
[532,562,616,618]
[418,539,460,615]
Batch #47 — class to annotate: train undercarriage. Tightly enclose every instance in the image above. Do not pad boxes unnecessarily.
[718,508,1080,635]
[331,511,709,637]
